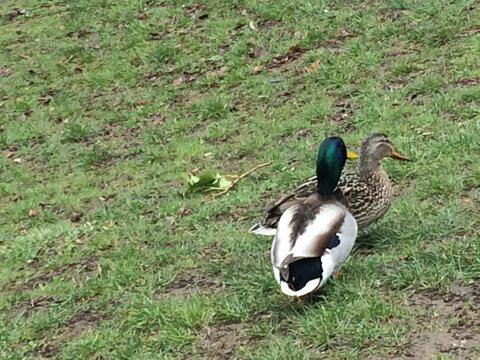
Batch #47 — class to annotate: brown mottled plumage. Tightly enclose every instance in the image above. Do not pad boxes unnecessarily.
[250,133,410,233]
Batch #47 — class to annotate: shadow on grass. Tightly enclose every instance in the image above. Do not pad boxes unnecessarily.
[354,224,399,255]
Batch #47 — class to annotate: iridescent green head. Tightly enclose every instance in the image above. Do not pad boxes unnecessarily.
[316,137,347,196]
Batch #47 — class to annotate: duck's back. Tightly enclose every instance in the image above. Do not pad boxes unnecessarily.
[258,169,391,231]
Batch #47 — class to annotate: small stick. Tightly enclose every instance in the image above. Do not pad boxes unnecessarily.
[207,162,272,202]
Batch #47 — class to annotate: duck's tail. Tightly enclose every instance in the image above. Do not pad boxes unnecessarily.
[248,223,276,236]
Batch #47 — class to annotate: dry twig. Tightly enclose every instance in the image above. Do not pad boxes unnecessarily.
[207,162,272,202]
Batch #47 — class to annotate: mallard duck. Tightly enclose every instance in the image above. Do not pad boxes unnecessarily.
[250,132,410,235]
[271,137,357,297]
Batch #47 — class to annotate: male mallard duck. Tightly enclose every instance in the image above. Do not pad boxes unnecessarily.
[271,137,357,297]
[250,132,410,235]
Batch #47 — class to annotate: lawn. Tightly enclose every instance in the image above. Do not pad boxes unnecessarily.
[1,0,480,359]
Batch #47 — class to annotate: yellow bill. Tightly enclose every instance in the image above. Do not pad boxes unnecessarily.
[346,150,358,159]
[390,148,410,161]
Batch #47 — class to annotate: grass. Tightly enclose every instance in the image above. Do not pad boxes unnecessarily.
[1,0,480,359]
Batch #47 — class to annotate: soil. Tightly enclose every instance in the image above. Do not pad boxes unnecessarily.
[374,280,480,359]
[158,268,224,297]
[29,308,107,358]
[3,257,99,294]
[11,296,62,317]
[192,320,261,360]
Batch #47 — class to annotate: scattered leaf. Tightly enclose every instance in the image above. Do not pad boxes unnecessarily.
[199,13,209,20]
[37,96,51,105]
[462,25,480,35]
[305,59,321,72]
[172,76,185,85]
[13,158,22,164]
[0,67,12,76]
[74,66,83,73]
[99,194,116,202]
[456,77,480,87]
[247,45,265,59]
[59,25,65,30]
[20,54,29,59]
[178,206,191,216]
[265,45,306,69]
[148,32,165,40]
[186,170,233,193]
[166,28,174,33]
[69,212,83,222]
[185,3,201,13]
[148,113,165,124]
[338,27,357,39]
[249,20,256,30]
[406,92,418,102]
[144,72,159,80]
[5,151,15,158]
[216,177,232,189]
[133,98,148,107]
[460,195,471,203]
[6,8,29,20]
[28,208,40,217]
[234,22,245,30]
[235,101,249,108]
[252,66,262,74]
[187,170,215,192]
[218,41,230,55]
[172,74,197,85]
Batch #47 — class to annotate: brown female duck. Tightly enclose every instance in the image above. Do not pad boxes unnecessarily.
[250,132,410,235]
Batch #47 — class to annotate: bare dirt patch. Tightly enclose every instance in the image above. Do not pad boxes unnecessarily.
[199,241,226,263]
[455,77,480,87]
[265,44,307,69]
[193,320,262,359]
[204,129,240,145]
[158,268,224,297]
[390,280,480,359]
[330,99,358,132]
[10,296,62,317]
[79,123,142,149]
[4,257,100,294]
[30,308,107,359]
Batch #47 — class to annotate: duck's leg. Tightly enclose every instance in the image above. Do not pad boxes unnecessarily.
[333,271,341,279]
[297,295,307,303]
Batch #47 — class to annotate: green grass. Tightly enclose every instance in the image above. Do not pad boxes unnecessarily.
[1,0,480,359]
